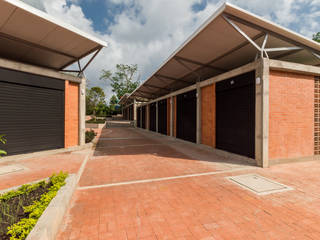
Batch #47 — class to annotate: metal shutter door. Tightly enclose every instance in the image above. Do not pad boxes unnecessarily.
[0,68,64,156]
[216,71,255,158]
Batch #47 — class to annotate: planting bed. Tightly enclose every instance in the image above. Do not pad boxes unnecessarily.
[0,172,67,240]
[86,119,106,124]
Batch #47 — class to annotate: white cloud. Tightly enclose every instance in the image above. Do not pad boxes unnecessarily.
[20,0,320,102]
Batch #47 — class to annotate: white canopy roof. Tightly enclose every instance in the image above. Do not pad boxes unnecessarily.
[0,0,108,70]
[127,2,320,102]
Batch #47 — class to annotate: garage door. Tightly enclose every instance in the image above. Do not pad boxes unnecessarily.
[137,107,141,128]
[177,90,197,143]
[149,103,156,132]
[142,106,146,129]
[216,71,255,158]
[0,68,65,156]
[158,99,167,135]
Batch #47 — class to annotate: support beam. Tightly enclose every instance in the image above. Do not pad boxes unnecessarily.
[146,104,150,130]
[155,74,191,84]
[174,56,225,72]
[180,33,264,81]
[133,98,137,127]
[79,47,102,75]
[0,32,77,60]
[255,58,269,168]
[222,15,261,52]
[174,57,201,78]
[273,49,302,60]
[136,89,158,98]
[261,34,268,58]
[79,77,86,146]
[265,47,302,52]
[224,14,320,56]
[144,84,171,92]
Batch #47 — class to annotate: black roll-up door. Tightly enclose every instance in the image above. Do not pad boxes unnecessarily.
[149,103,156,132]
[142,106,146,129]
[0,67,65,156]
[177,90,197,143]
[158,99,167,135]
[137,107,141,128]
[216,71,255,158]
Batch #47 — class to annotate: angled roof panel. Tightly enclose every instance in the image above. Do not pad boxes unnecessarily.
[0,0,108,70]
[127,2,320,101]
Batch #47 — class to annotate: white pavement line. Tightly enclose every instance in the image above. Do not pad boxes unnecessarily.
[76,149,93,184]
[78,167,253,190]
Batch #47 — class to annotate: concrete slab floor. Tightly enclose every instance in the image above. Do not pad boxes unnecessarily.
[55,127,320,240]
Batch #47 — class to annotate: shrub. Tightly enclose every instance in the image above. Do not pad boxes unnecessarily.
[6,172,68,240]
[0,134,7,157]
[85,130,96,143]
[86,118,106,124]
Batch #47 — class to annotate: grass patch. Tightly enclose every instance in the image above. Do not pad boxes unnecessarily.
[86,118,106,124]
[0,172,68,240]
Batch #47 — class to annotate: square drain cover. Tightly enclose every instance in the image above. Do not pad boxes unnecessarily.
[227,174,293,195]
[0,165,25,175]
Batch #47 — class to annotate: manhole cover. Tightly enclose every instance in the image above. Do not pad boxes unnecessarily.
[227,174,293,195]
[0,165,25,175]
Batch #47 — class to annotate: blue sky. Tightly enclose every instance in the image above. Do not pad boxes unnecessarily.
[22,0,320,102]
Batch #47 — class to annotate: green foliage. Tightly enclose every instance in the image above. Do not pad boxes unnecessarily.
[85,130,97,143]
[109,95,118,105]
[6,172,68,240]
[86,87,106,116]
[0,134,7,157]
[100,64,140,100]
[86,118,106,124]
[313,32,320,43]
[0,181,46,202]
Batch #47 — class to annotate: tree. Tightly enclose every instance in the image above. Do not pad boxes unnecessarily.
[100,64,140,100]
[86,87,106,116]
[109,95,118,105]
[313,32,320,43]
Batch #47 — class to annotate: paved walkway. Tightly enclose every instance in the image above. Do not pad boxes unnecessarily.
[2,127,320,239]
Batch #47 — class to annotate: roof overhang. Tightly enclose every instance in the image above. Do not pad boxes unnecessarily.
[128,2,320,101]
[0,0,108,71]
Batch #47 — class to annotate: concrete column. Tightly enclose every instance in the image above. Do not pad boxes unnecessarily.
[196,82,201,144]
[79,77,86,146]
[255,58,269,168]
[133,98,137,127]
[156,101,159,132]
[170,96,173,137]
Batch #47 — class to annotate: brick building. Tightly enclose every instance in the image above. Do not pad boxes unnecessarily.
[120,2,320,167]
[0,0,107,156]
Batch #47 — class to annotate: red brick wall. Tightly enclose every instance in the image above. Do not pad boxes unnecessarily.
[167,98,170,136]
[201,84,216,147]
[65,81,79,148]
[269,71,314,160]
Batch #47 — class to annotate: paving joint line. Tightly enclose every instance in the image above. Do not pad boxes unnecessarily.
[95,143,164,149]
[78,167,254,190]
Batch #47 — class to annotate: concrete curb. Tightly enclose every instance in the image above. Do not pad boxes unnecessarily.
[26,174,77,240]
[1,143,93,163]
